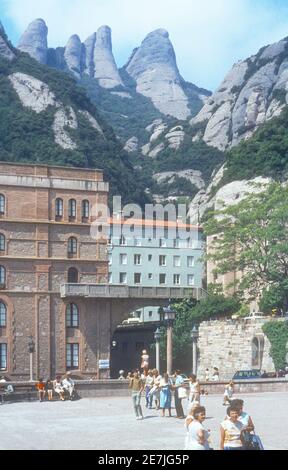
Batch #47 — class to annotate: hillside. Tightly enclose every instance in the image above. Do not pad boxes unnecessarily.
[0,27,150,206]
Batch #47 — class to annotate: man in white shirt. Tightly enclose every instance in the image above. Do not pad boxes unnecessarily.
[62,374,75,400]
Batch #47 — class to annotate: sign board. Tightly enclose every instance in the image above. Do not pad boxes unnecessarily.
[99,359,110,370]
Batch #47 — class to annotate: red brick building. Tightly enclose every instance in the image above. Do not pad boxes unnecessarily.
[0,162,108,380]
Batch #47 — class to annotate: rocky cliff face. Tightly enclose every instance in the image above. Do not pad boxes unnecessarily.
[18,18,48,64]
[0,23,16,61]
[125,29,199,120]
[191,38,288,151]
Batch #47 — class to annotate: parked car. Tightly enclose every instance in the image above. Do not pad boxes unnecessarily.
[232,370,262,380]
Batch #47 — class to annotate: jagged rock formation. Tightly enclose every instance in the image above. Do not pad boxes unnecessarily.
[154,170,205,190]
[125,29,191,120]
[18,18,48,64]
[188,168,271,224]
[93,26,124,89]
[83,32,96,77]
[123,136,139,153]
[191,37,288,151]
[64,35,84,79]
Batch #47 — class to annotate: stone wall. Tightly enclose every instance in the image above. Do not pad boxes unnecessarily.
[197,318,277,380]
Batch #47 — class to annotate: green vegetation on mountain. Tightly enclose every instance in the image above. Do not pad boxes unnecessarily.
[262,321,288,370]
[0,51,151,206]
[223,107,288,185]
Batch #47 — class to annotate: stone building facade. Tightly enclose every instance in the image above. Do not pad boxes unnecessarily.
[197,318,275,380]
[0,162,109,380]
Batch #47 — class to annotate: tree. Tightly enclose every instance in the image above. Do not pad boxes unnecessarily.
[204,182,288,310]
[158,293,240,373]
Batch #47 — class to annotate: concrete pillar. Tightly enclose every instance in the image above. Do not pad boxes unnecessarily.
[167,325,173,375]
[156,340,160,372]
[192,340,197,375]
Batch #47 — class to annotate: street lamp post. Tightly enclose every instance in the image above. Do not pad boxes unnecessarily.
[28,336,35,382]
[191,325,199,376]
[154,328,161,372]
[161,305,177,376]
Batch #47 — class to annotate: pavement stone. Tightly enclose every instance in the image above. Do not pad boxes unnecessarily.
[0,392,287,450]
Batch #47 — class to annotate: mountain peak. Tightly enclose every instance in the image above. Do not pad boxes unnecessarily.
[94,25,124,89]
[125,28,191,119]
[18,18,48,64]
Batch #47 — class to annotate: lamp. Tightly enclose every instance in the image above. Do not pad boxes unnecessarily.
[191,325,199,341]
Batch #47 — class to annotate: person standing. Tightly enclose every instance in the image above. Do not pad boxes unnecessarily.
[174,370,185,419]
[220,406,245,450]
[223,381,234,406]
[129,371,144,420]
[152,369,162,410]
[145,370,154,409]
[188,374,201,405]
[185,406,211,450]
[204,369,210,382]
[159,373,172,417]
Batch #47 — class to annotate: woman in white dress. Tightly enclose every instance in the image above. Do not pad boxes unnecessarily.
[185,406,211,450]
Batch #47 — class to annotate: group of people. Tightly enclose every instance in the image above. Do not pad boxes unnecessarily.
[128,368,202,421]
[185,398,255,450]
[128,362,259,451]
[35,374,76,402]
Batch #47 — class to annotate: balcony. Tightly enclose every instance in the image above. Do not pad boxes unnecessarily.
[60,284,207,301]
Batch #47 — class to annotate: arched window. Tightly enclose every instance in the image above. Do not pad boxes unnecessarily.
[66,303,79,328]
[68,267,79,284]
[82,200,90,220]
[55,198,63,218]
[0,194,5,215]
[68,199,77,219]
[0,234,5,252]
[0,266,6,286]
[68,237,77,255]
[0,302,6,327]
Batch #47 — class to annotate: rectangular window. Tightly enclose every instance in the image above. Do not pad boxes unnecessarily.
[66,343,79,369]
[187,274,195,286]
[159,255,166,266]
[173,274,181,285]
[187,256,195,267]
[148,273,153,280]
[159,274,166,285]
[159,238,166,247]
[134,254,142,265]
[120,254,127,265]
[134,273,141,284]
[148,254,152,261]
[120,273,127,284]
[0,343,7,370]
[120,236,126,246]
[108,272,112,284]
[173,256,181,267]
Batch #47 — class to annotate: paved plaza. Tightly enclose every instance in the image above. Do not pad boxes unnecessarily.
[0,392,287,450]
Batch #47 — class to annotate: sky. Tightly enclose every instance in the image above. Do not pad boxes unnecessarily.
[1,0,288,91]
